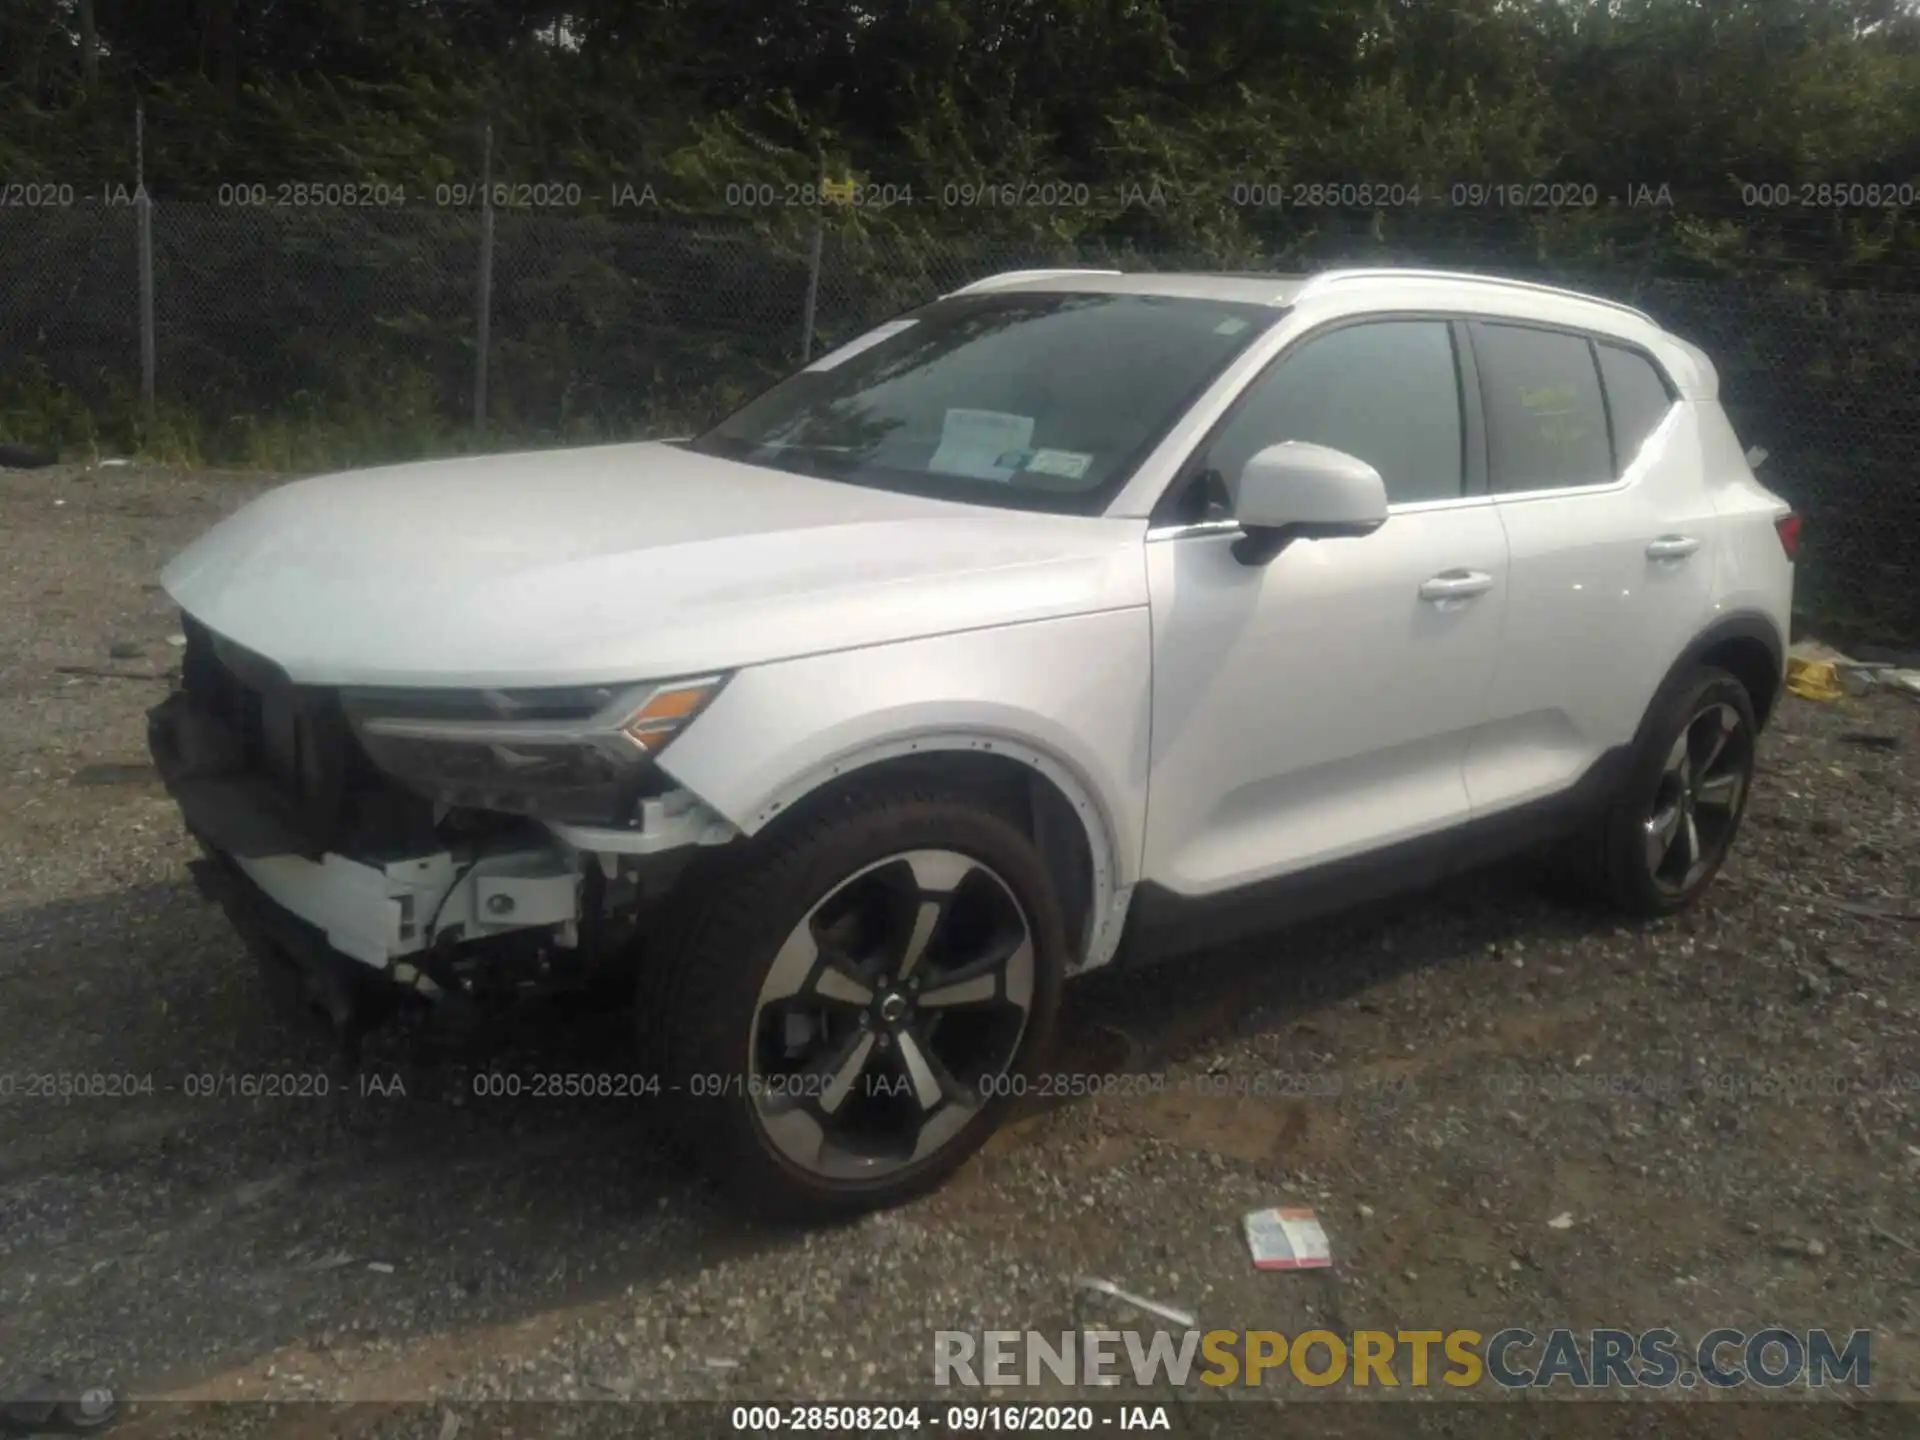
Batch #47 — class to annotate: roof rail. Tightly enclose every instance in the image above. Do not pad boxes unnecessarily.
[1298,268,1655,324]
[945,268,1124,297]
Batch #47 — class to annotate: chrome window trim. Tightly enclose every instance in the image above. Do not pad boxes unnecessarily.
[1492,476,1632,505]
[1145,519,1243,543]
[1489,402,1679,504]
[1144,492,1497,543]
[1384,492,1498,517]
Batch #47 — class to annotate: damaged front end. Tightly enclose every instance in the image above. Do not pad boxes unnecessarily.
[147,618,737,1046]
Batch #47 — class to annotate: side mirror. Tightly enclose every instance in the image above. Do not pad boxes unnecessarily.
[1231,441,1389,565]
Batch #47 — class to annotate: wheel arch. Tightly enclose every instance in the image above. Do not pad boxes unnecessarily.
[1666,611,1786,732]
[743,733,1130,975]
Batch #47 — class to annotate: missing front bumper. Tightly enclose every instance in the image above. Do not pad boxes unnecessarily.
[189,851,390,1037]
[152,686,586,969]
[227,844,584,969]
[151,680,738,994]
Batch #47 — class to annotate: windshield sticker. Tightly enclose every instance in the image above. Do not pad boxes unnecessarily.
[1214,317,1250,336]
[1024,448,1093,480]
[803,319,918,372]
[929,408,1036,481]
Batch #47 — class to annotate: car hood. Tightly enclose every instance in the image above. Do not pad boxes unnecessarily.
[162,441,1147,687]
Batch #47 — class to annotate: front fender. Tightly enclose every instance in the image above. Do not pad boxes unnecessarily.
[657,609,1154,964]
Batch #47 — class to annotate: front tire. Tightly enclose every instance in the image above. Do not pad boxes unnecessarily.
[1579,665,1758,917]
[639,784,1067,1220]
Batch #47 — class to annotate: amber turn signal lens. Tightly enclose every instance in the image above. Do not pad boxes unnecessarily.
[620,679,726,752]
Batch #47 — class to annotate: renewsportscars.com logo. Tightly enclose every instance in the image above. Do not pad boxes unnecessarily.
[933,1327,1872,1391]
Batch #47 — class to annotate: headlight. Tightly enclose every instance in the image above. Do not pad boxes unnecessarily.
[340,675,727,826]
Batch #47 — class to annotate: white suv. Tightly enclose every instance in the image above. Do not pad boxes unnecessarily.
[149,267,1797,1216]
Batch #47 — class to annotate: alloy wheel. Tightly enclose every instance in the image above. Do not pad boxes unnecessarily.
[1643,701,1751,894]
[748,849,1035,1181]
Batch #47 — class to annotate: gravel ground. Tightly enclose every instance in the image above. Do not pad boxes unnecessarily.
[1,463,1917,1438]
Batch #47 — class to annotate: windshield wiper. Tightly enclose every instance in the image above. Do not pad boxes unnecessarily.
[746,442,869,478]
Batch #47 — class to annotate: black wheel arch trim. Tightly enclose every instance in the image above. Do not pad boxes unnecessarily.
[1654,610,1785,734]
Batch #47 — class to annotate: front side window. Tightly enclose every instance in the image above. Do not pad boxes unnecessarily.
[690,292,1279,515]
[1474,323,1613,493]
[1192,320,1466,510]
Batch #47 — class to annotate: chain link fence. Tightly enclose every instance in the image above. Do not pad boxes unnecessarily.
[150,203,477,458]
[0,203,139,432]
[1641,278,1920,638]
[486,215,813,441]
[1,203,1915,638]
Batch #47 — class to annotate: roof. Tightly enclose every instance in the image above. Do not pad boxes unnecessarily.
[946,266,1657,329]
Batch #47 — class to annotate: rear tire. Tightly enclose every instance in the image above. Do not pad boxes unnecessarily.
[637,783,1067,1220]
[1575,665,1757,917]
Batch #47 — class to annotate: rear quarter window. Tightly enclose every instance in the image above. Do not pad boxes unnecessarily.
[1596,343,1677,475]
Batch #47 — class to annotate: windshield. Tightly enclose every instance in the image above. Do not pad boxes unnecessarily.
[689,291,1281,514]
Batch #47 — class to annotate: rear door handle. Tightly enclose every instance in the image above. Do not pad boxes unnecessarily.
[1419,569,1495,603]
[1646,535,1701,561]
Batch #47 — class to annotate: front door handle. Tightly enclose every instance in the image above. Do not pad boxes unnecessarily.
[1646,535,1701,561]
[1419,569,1495,603]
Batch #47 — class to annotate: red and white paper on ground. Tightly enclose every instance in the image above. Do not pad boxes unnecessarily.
[1244,1206,1333,1270]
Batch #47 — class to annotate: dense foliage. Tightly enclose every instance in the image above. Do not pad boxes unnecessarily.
[3,0,1919,276]
[4,3,1920,642]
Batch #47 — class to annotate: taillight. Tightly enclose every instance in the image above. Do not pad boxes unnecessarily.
[1774,512,1802,562]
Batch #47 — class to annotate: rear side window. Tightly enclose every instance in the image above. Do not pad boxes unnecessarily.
[1596,343,1676,474]
[1199,320,1465,505]
[1473,323,1612,493]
